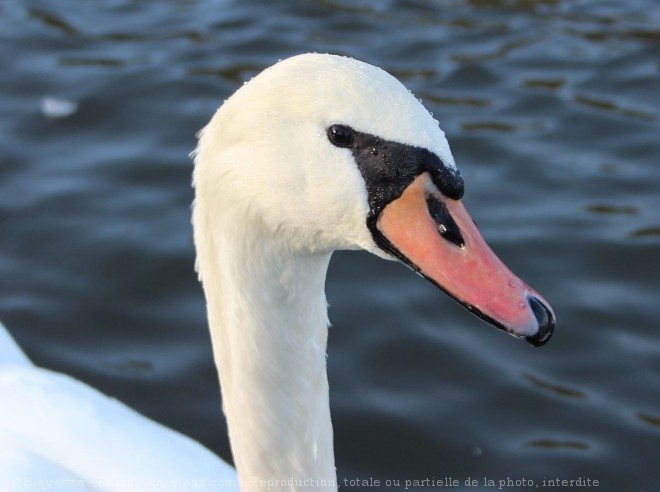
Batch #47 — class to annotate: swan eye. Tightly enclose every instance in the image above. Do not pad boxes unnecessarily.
[327,125,355,148]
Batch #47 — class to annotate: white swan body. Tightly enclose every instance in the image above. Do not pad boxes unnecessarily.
[0,54,554,491]
[0,322,238,491]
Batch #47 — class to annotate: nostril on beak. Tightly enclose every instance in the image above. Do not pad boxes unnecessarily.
[426,195,465,248]
[524,295,555,347]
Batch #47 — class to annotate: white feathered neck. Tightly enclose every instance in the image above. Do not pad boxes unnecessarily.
[193,219,336,489]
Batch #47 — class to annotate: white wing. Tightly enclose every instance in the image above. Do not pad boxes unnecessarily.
[0,321,238,492]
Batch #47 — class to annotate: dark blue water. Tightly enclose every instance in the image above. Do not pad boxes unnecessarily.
[1,1,659,490]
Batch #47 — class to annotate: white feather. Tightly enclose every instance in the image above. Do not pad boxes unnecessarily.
[0,325,238,490]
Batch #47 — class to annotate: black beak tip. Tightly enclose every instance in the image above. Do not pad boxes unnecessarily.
[524,295,555,347]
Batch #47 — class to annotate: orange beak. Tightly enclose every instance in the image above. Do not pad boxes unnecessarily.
[376,173,554,346]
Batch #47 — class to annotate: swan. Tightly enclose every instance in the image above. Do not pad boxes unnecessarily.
[0,53,554,491]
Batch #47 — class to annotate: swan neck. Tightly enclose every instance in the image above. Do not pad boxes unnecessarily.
[199,228,337,491]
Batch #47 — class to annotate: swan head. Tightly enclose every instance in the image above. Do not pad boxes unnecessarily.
[194,53,554,346]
